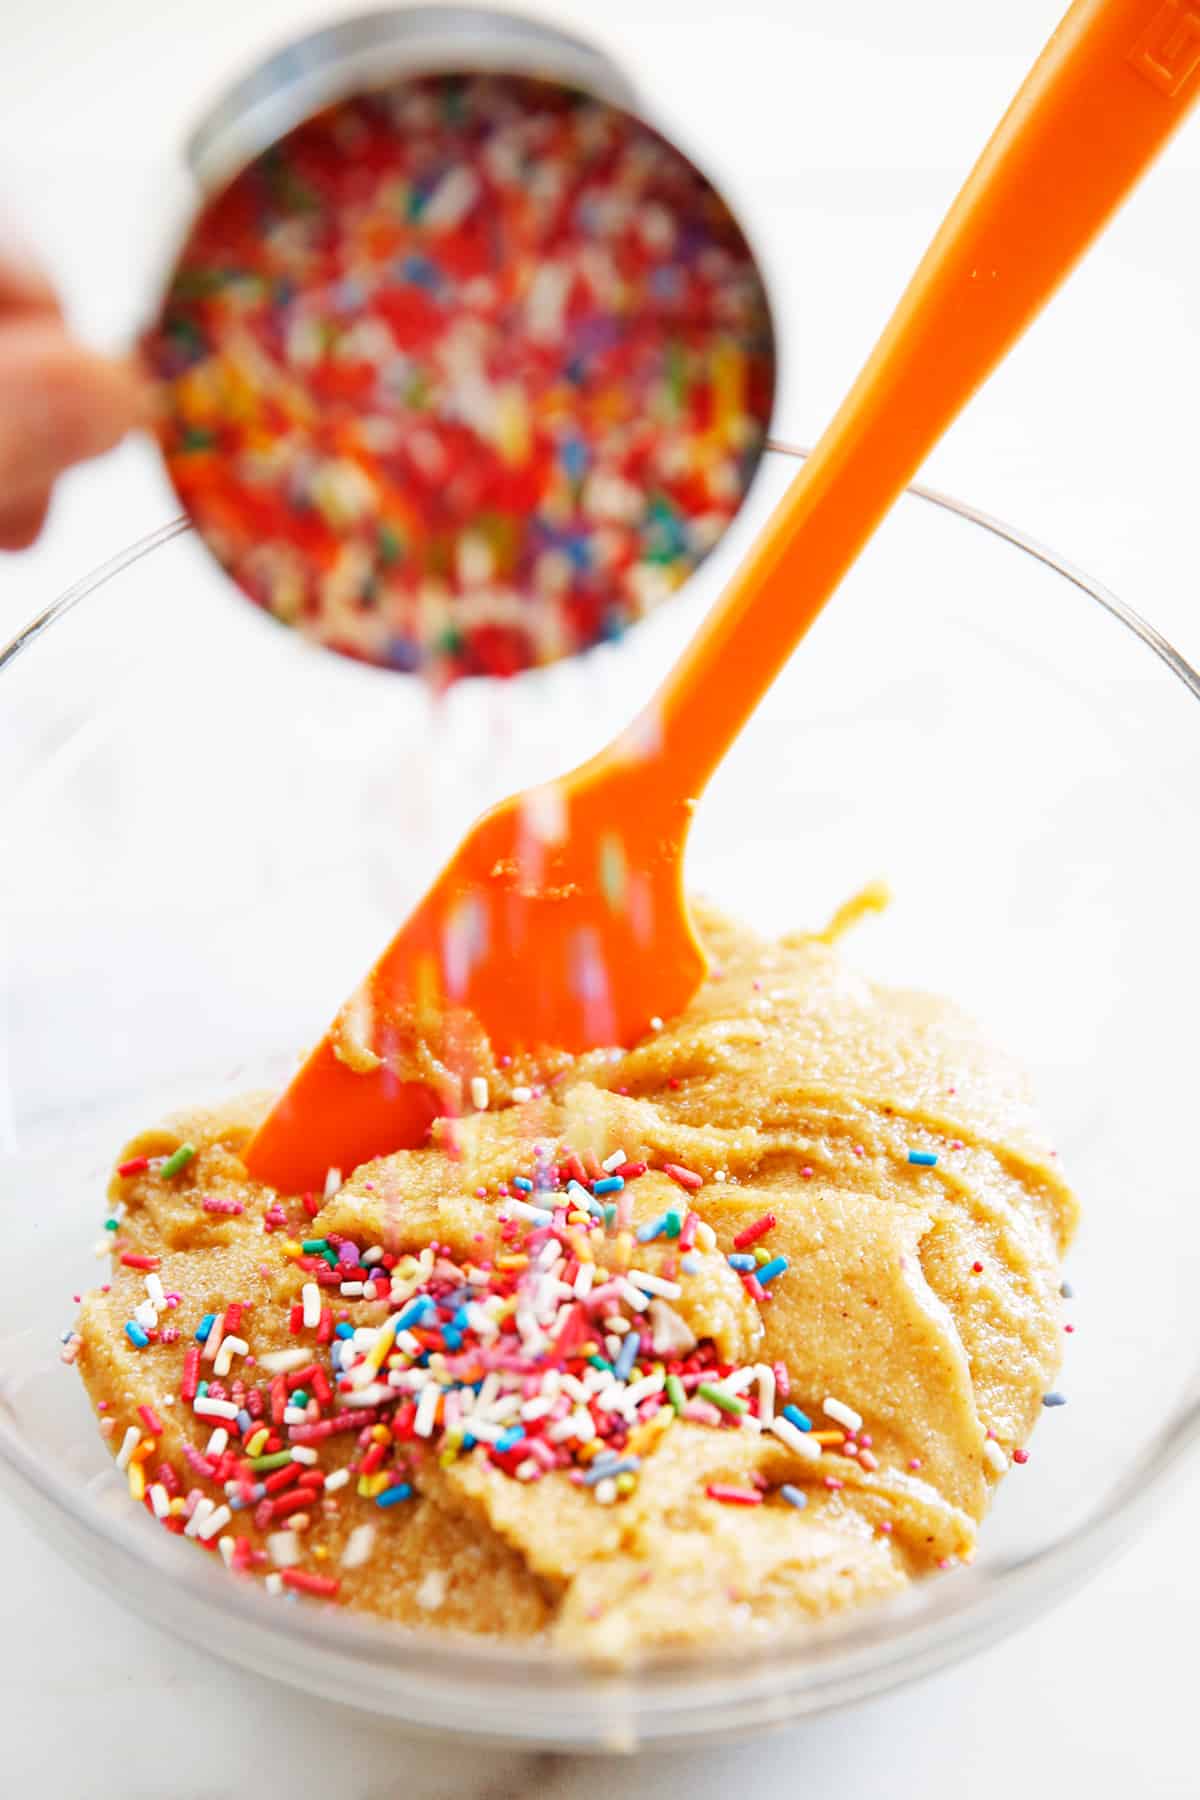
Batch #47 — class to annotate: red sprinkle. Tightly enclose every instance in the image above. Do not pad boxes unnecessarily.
[1012,1447,1030,1465]
[280,1568,340,1599]
[733,1212,776,1251]
[616,1161,648,1181]
[120,1252,161,1271]
[705,1483,763,1506]
[663,1163,703,1192]
[180,1347,201,1403]
[117,1156,150,1178]
[137,1405,164,1436]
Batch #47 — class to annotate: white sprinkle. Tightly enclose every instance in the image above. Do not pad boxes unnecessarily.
[115,1426,141,1471]
[769,1416,822,1460]
[341,1523,376,1570]
[755,1364,776,1423]
[983,1438,1008,1475]
[594,1477,619,1505]
[573,1262,595,1299]
[324,1167,342,1199]
[282,1405,310,1426]
[416,1568,448,1610]
[647,1299,696,1357]
[301,1283,321,1329]
[324,1468,350,1492]
[218,1536,236,1569]
[267,1530,301,1566]
[507,1199,554,1224]
[414,1383,440,1438]
[621,1370,665,1411]
[149,1483,170,1519]
[694,1221,717,1252]
[515,1458,541,1482]
[616,1278,650,1313]
[265,1573,284,1597]
[339,1281,364,1297]
[145,1273,166,1310]
[362,1247,384,1266]
[197,1504,232,1542]
[213,1334,248,1377]
[521,1395,555,1422]
[511,1086,532,1103]
[627,1268,683,1300]
[259,1347,312,1374]
[133,1299,158,1332]
[291,1446,319,1466]
[194,1397,239,1421]
[184,1497,214,1539]
[470,1076,489,1111]
[205,1427,229,1458]
[649,1017,663,1032]
[823,1396,863,1434]
[602,1149,627,1172]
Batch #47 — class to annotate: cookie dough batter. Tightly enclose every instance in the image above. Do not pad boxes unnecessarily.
[73,904,1076,1661]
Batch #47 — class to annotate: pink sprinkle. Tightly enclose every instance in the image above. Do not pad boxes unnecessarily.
[908,1458,921,1471]
[662,1162,703,1192]
[800,1167,813,1180]
[824,1476,843,1489]
[877,1520,893,1533]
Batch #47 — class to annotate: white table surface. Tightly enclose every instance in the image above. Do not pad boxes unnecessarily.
[3,3,1199,1794]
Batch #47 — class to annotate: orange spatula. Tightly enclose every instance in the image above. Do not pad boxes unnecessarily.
[246,0,1200,1192]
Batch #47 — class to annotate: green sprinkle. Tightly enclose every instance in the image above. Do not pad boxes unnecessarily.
[603,1203,618,1232]
[159,1143,196,1180]
[301,1239,328,1254]
[666,1373,686,1414]
[378,523,403,565]
[104,1219,119,1232]
[291,1391,308,1409]
[697,1382,748,1416]
[588,1355,613,1374]
[664,1209,683,1239]
[249,1450,294,1473]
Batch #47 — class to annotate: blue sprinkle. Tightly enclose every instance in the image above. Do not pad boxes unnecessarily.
[636,1216,667,1243]
[757,1256,790,1285]
[229,1494,245,1511]
[1060,1280,1074,1300]
[782,1405,812,1433]
[376,1483,414,1507]
[680,1253,702,1274]
[908,1150,938,1167]
[592,1176,624,1197]
[452,1307,471,1331]
[441,1328,463,1351]
[236,1410,252,1434]
[335,1322,355,1340]
[495,1427,526,1454]
[1042,1392,1068,1408]
[194,1313,216,1343]
[727,1253,757,1272]
[461,1434,477,1452]
[614,1332,641,1381]
[124,1321,150,1348]
[582,1456,641,1487]
[512,1177,534,1194]
[395,1296,435,1332]
[779,1484,808,1511]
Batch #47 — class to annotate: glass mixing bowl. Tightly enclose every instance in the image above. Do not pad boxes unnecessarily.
[2,448,1198,1749]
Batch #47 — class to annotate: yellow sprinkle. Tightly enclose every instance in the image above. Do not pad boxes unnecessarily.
[576,1439,605,1464]
[628,1408,674,1457]
[361,1315,398,1379]
[497,1255,529,1270]
[312,1546,329,1562]
[357,1471,390,1500]
[567,1211,590,1226]
[813,1430,845,1447]
[168,1497,186,1517]
[369,1424,392,1445]
[246,1427,270,1457]
[281,1239,303,1259]
[128,1463,146,1502]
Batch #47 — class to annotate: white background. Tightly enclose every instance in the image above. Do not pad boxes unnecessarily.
[2,1,1199,1794]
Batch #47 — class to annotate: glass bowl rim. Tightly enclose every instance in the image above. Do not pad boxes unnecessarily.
[4,466,1199,1743]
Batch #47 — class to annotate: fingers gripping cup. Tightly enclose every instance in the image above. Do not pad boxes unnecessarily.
[145,7,778,682]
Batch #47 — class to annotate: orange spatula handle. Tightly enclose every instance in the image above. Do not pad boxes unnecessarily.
[647,0,1200,797]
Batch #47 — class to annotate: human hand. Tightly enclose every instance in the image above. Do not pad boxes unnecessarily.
[0,250,149,550]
